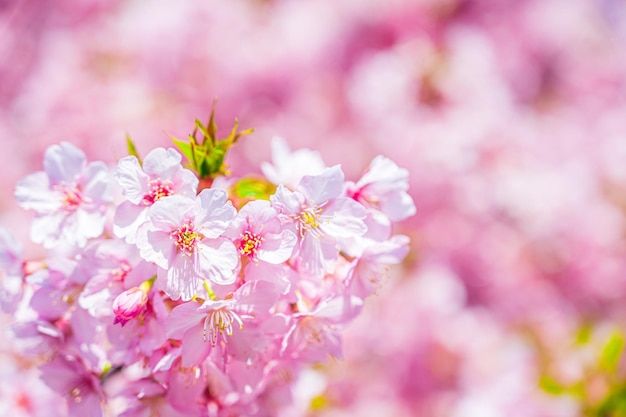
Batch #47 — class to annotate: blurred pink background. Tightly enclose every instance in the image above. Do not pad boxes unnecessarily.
[2,0,626,416]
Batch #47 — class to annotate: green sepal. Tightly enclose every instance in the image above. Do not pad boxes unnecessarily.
[170,101,254,184]
[171,137,194,162]
[126,134,141,164]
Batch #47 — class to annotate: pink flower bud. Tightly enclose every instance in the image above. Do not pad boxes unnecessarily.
[112,287,148,326]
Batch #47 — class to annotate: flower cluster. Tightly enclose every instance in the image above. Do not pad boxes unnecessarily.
[0,121,414,416]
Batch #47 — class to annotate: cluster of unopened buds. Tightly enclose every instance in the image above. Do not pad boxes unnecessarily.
[0,112,414,417]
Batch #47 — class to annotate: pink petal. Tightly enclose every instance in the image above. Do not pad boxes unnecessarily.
[298,165,344,204]
[234,280,280,316]
[320,198,367,238]
[136,226,173,269]
[197,238,239,285]
[166,302,203,339]
[195,189,236,238]
[115,155,149,203]
[113,201,148,243]
[14,172,60,213]
[166,252,203,301]
[43,142,86,186]
[142,148,183,178]
[256,230,297,264]
[181,324,212,367]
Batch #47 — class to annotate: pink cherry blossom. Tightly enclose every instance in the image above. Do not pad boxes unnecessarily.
[260,136,327,190]
[76,239,147,318]
[106,289,169,365]
[225,199,297,265]
[346,234,411,298]
[166,280,280,367]
[346,155,416,222]
[270,165,368,278]
[14,142,112,249]
[135,189,239,301]
[39,354,105,417]
[282,295,364,363]
[114,147,199,243]
[115,378,189,417]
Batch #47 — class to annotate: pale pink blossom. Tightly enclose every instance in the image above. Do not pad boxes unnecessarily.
[115,378,189,417]
[346,155,416,222]
[270,165,368,278]
[76,239,148,318]
[166,280,280,367]
[346,234,411,298]
[39,355,105,417]
[114,147,198,243]
[106,290,168,364]
[14,142,112,249]
[260,136,327,190]
[135,189,239,301]
[282,295,364,362]
[225,199,297,265]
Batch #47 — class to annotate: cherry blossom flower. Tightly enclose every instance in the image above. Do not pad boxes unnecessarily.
[135,189,239,301]
[346,234,411,298]
[106,289,168,365]
[282,295,364,362]
[115,378,189,417]
[114,147,198,243]
[346,155,416,222]
[270,165,368,278]
[166,280,280,367]
[261,136,327,190]
[39,355,106,417]
[225,199,297,266]
[76,239,148,318]
[14,142,112,249]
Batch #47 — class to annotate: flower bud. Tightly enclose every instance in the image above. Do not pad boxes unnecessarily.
[112,287,148,326]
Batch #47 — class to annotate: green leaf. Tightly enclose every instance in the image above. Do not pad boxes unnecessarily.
[538,375,566,395]
[599,330,625,372]
[575,322,593,345]
[189,136,201,172]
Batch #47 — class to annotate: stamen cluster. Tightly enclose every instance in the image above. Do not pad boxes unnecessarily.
[171,220,201,256]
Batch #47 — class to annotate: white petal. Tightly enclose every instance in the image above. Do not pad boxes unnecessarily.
[298,165,344,204]
[43,142,86,185]
[198,238,239,285]
[257,230,297,264]
[115,156,149,204]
